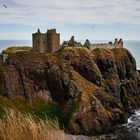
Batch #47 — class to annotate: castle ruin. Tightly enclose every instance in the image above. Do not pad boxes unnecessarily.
[62,36,123,50]
[88,38,123,50]
[32,29,60,53]
[32,28,123,53]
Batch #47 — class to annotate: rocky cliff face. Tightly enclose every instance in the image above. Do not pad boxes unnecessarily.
[0,47,140,135]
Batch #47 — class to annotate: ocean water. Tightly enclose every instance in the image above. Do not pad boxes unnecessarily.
[0,40,32,52]
[125,41,140,70]
[122,109,140,140]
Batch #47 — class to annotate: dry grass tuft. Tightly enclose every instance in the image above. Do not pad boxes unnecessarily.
[0,108,67,140]
[63,47,93,57]
[111,48,128,59]
[92,48,113,58]
[0,108,97,140]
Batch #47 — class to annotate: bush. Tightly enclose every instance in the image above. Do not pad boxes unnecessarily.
[34,104,64,126]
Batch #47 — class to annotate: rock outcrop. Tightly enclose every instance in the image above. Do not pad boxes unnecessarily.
[0,47,140,135]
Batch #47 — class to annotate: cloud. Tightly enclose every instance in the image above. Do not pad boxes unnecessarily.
[0,0,140,25]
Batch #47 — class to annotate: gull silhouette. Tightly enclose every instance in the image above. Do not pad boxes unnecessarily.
[3,4,7,8]
[0,0,7,8]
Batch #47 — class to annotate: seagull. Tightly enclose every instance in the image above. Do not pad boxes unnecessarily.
[0,0,7,8]
[3,4,7,8]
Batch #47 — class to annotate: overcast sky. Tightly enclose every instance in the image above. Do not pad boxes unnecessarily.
[0,0,140,40]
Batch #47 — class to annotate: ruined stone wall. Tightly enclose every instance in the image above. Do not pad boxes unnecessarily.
[90,44,115,50]
[90,39,123,50]
[114,42,123,48]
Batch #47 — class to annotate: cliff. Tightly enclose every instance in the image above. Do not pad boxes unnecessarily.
[0,47,140,135]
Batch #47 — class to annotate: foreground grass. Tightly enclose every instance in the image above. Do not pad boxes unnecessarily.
[0,108,67,140]
[0,97,94,139]
[0,96,77,129]
[0,96,80,140]
[0,108,95,140]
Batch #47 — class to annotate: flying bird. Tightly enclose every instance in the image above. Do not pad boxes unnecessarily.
[3,4,7,8]
[0,0,7,8]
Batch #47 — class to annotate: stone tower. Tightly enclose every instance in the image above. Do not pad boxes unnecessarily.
[46,29,60,52]
[32,29,60,53]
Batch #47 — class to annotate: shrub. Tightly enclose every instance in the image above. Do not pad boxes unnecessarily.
[34,104,64,126]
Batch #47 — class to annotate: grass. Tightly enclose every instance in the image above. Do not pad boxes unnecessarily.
[2,46,32,54]
[0,96,75,140]
[34,104,64,126]
[0,96,78,130]
[0,102,90,140]
[0,108,96,140]
[0,108,64,140]
[56,46,65,54]
[111,48,129,59]
[92,48,113,58]
[34,103,79,128]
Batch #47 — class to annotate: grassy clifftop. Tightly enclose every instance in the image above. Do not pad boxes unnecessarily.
[2,46,32,54]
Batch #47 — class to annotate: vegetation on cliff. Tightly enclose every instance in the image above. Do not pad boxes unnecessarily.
[2,46,32,54]
[0,47,139,138]
[0,108,60,140]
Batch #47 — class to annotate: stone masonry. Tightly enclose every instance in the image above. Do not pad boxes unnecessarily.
[32,29,60,53]
[89,38,123,50]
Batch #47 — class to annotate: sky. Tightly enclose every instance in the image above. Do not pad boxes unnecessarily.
[0,0,140,41]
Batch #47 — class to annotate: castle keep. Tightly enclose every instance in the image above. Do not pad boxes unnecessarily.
[32,29,60,53]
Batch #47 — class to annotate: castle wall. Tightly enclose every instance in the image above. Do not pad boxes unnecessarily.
[32,33,47,53]
[32,29,60,53]
[90,44,115,50]
[47,34,60,53]
[114,43,123,48]
[90,39,123,50]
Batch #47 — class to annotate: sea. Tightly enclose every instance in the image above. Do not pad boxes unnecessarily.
[0,40,140,140]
